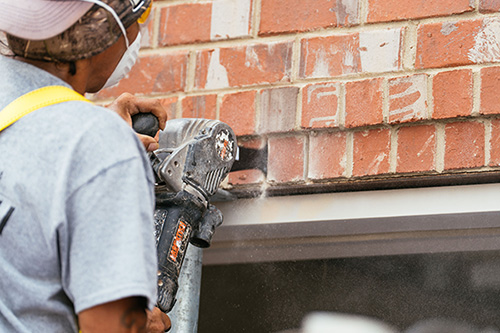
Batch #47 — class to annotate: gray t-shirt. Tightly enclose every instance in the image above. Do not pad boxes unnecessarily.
[0,56,157,332]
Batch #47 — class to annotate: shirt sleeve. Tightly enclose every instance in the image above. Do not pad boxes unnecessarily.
[63,156,158,314]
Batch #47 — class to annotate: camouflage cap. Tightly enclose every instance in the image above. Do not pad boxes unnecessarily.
[5,0,151,62]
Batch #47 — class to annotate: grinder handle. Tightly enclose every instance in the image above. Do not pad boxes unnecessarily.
[132,113,160,137]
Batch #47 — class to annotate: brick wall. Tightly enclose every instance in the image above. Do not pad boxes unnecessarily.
[94,0,500,196]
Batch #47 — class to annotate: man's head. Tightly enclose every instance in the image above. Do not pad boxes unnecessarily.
[0,0,151,62]
[0,0,152,93]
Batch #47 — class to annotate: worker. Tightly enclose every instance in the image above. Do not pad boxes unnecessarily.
[0,0,171,332]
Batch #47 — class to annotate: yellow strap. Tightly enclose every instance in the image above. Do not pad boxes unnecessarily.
[0,85,92,132]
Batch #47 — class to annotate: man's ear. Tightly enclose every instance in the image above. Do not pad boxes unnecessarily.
[69,61,77,76]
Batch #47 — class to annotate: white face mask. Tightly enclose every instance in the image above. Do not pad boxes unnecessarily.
[80,0,142,90]
[102,31,141,89]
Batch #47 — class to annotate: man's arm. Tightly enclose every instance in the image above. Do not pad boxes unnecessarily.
[78,297,171,333]
[79,296,148,333]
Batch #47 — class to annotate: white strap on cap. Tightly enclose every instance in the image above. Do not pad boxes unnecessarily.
[79,0,130,48]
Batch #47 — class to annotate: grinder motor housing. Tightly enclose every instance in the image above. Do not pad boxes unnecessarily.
[144,118,236,313]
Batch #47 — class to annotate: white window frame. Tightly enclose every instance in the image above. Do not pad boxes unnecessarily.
[205,183,500,265]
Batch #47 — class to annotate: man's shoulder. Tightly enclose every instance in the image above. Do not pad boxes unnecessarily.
[42,100,127,133]
[36,101,145,167]
[0,56,149,181]
[0,56,67,105]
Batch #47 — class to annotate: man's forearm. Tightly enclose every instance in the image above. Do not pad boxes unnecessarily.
[78,297,148,333]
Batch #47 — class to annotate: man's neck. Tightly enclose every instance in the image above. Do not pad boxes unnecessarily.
[14,57,89,95]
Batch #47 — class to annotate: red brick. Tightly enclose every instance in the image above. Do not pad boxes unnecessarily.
[397,125,436,173]
[353,128,391,177]
[480,0,500,12]
[368,0,474,23]
[416,20,482,69]
[388,74,428,124]
[308,131,347,179]
[444,121,485,170]
[181,95,217,119]
[159,0,252,46]
[470,18,500,64]
[159,3,211,46]
[159,97,178,121]
[220,91,256,136]
[300,28,402,79]
[258,87,299,134]
[300,34,360,79]
[489,119,500,166]
[259,0,359,35]
[268,135,305,182]
[99,53,188,98]
[228,138,266,185]
[345,78,384,128]
[195,42,293,90]
[209,0,252,40]
[433,69,473,119]
[301,82,340,129]
[480,66,500,115]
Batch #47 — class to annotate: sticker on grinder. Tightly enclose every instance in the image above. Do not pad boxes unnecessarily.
[215,129,234,162]
[168,219,191,266]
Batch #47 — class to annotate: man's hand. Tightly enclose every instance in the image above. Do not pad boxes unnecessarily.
[107,93,168,152]
[147,307,171,332]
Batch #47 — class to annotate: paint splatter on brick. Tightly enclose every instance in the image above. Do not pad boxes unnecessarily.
[416,19,482,69]
[397,125,436,173]
[259,87,299,134]
[300,34,360,79]
[300,28,402,78]
[444,121,485,170]
[268,135,305,182]
[195,41,293,90]
[468,18,500,64]
[301,82,340,129]
[359,28,402,73]
[159,1,251,46]
[353,128,391,176]
[308,131,347,179]
[388,74,428,123]
[260,0,359,35]
[211,0,252,40]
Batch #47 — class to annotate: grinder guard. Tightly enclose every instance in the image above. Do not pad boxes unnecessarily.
[152,119,235,200]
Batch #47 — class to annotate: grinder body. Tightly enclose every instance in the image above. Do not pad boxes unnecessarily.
[143,118,236,313]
